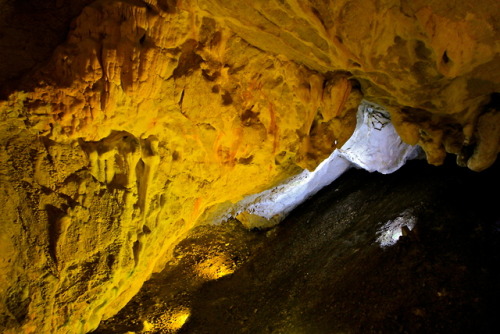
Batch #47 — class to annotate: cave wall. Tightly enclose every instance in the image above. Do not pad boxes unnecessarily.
[0,0,498,333]
[197,0,500,169]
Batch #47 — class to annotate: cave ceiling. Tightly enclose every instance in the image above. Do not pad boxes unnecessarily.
[0,0,498,333]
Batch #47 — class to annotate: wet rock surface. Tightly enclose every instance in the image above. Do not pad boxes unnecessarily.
[94,157,500,333]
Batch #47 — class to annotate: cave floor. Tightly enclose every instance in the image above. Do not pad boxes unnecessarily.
[93,157,500,334]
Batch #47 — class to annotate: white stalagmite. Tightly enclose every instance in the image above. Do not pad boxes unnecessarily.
[220,100,422,228]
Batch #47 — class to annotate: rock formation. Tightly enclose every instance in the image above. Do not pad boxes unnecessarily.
[0,0,498,333]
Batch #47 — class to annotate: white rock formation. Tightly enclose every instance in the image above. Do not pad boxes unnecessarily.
[223,100,422,228]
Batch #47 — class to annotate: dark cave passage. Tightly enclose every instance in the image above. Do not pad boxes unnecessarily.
[95,157,500,334]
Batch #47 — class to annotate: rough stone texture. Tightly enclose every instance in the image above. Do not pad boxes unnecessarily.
[0,0,95,93]
[198,0,500,168]
[94,158,500,334]
[0,0,498,333]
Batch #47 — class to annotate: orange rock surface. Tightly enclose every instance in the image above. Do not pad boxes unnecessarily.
[0,0,498,333]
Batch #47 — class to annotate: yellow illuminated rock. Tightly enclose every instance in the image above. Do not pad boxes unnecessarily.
[158,307,191,332]
[236,211,281,230]
[195,254,235,280]
[0,0,498,333]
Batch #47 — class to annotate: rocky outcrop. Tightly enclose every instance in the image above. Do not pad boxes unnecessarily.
[0,0,498,333]
[197,0,500,170]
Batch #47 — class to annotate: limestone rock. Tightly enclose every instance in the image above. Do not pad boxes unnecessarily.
[0,2,358,333]
[199,0,500,167]
[0,0,498,333]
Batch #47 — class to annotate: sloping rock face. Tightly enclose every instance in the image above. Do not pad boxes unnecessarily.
[0,0,498,333]
[94,158,500,334]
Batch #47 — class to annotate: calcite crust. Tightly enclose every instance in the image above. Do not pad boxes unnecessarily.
[0,0,498,333]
